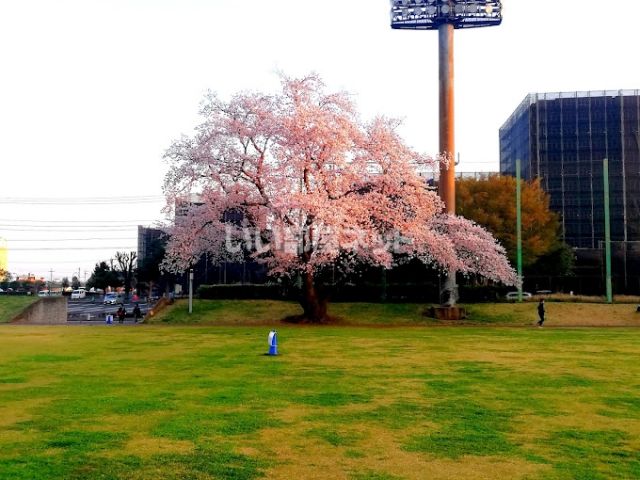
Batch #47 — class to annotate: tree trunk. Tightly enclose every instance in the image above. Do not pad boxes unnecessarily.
[300,271,328,323]
[441,271,458,306]
[124,277,131,301]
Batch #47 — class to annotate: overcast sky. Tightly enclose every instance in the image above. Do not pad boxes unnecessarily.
[1,0,638,280]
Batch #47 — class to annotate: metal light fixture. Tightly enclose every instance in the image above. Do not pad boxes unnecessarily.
[391,0,502,30]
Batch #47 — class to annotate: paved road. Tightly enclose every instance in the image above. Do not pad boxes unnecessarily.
[67,298,150,323]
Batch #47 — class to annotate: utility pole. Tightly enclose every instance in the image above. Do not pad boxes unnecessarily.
[49,269,54,293]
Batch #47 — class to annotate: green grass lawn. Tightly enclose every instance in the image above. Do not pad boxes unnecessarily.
[1,325,639,479]
[0,296,37,323]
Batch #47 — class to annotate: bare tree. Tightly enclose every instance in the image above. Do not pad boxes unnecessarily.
[115,251,138,300]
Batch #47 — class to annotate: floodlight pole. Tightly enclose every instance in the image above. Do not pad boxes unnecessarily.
[439,23,457,305]
[389,0,502,309]
[439,23,455,213]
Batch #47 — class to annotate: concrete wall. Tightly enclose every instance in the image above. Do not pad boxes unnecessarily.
[12,297,67,325]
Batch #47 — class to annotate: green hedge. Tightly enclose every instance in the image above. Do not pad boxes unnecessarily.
[458,285,510,302]
[197,284,285,300]
[197,282,508,303]
[197,282,441,302]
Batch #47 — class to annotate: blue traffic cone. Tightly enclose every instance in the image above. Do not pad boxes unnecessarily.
[268,330,278,356]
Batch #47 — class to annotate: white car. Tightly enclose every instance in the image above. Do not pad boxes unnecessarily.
[506,291,532,300]
[71,289,86,299]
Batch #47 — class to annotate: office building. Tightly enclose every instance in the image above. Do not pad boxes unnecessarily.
[500,90,640,293]
[137,226,166,269]
[500,90,640,249]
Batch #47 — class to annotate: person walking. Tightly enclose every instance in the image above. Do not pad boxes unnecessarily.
[132,303,142,323]
[116,304,126,324]
[537,299,545,327]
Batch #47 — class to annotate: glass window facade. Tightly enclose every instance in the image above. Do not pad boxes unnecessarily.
[500,90,640,249]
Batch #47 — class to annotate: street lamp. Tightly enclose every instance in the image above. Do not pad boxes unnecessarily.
[390,0,502,307]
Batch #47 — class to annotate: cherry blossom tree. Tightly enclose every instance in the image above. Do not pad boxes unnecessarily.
[162,74,516,322]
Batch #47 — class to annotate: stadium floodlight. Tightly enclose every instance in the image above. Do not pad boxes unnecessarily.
[390,0,502,30]
[389,0,502,308]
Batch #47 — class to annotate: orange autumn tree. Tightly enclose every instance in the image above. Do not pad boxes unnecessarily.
[456,175,561,269]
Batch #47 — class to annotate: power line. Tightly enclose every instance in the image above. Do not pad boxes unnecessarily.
[4,237,137,242]
[0,218,160,223]
[10,246,137,251]
[0,196,164,205]
[0,223,167,230]
[10,260,112,264]
[0,223,156,228]
[0,227,142,232]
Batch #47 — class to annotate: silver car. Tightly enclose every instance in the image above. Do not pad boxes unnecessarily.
[505,291,532,300]
[103,293,122,305]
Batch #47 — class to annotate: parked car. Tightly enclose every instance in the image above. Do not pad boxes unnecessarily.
[505,291,532,300]
[103,293,123,305]
[71,289,86,299]
[37,290,50,297]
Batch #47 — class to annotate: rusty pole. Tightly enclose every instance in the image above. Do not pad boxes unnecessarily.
[438,23,455,214]
[439,23,458,305]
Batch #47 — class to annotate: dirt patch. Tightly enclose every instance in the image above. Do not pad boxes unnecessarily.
[258,426,548,480]
[281,314,343,325]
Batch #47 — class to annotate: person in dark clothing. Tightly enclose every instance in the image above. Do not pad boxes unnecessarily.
[537,299,545,327]
[116,304,126,324]
[133,303,142,323]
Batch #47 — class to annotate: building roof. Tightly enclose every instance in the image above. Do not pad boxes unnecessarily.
[500,89,640,132]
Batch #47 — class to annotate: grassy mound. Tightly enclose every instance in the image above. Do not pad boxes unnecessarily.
[0,296,38,323]
[148,299,640,327]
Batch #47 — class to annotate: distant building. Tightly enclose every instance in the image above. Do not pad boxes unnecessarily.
[174,193,204,218]
[163,194,268,291]
[500,90,640,249]
[137,226,166,269]
[500,90,640,293]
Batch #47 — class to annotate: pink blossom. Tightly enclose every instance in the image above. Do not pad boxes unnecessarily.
[162,74,516,319]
